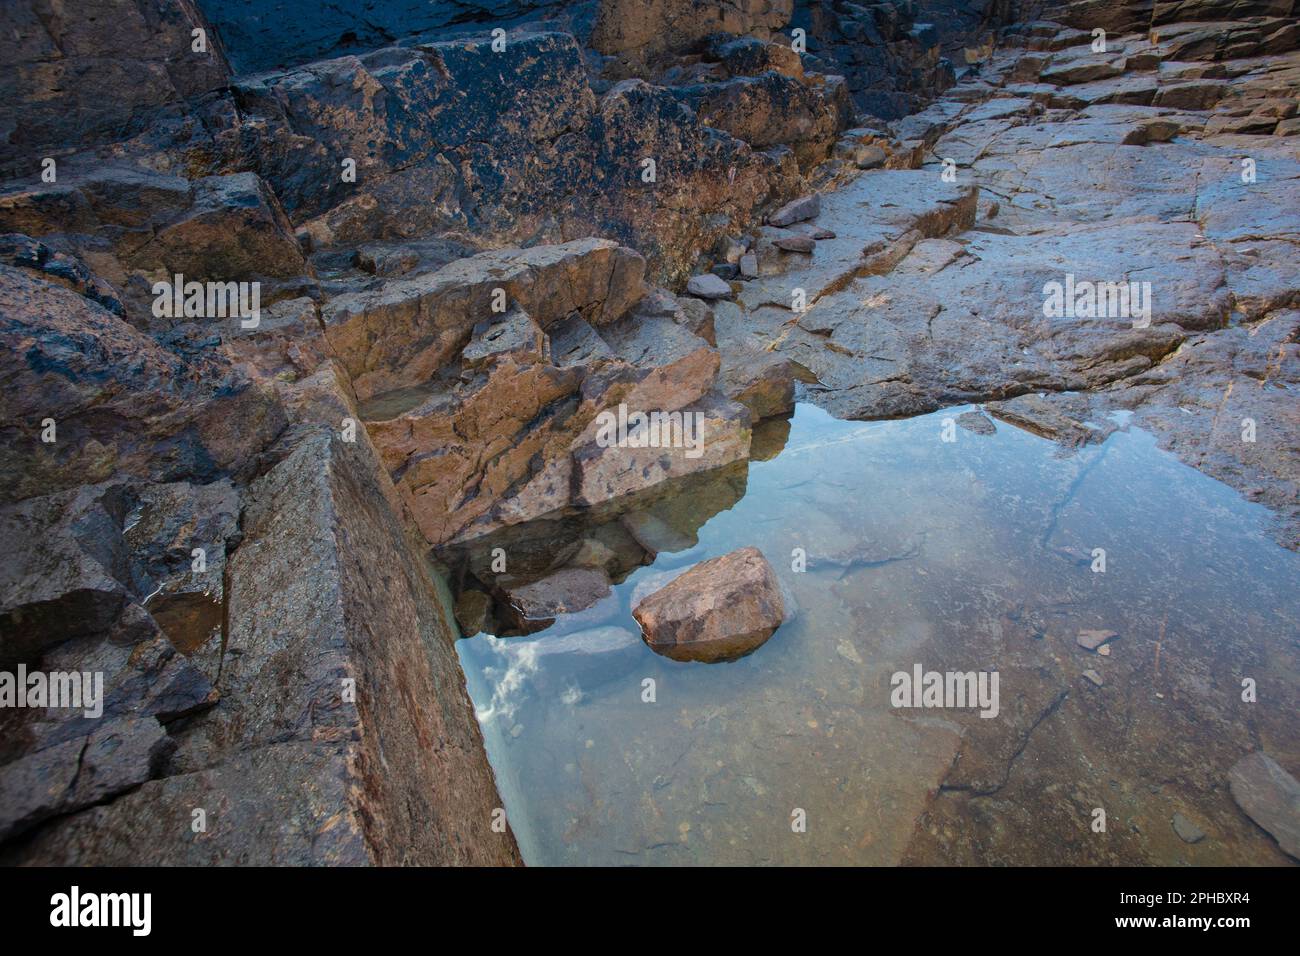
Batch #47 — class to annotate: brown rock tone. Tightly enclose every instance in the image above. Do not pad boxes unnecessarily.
[633,546,786,662]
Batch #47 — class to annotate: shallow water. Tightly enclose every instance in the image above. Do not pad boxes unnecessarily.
[454,404,1299,865]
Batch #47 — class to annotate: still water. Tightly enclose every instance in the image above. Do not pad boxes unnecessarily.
[450,404,1299,865]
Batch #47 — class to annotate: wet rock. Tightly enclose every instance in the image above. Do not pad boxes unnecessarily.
[956,410,996,435]
[621,512,697,559]
[1171,812,1207,844]
[500,567,613,629]
[572,394,752,509]
[1228,752,1300,860]
[986,395,1113,448]
[686,273,735,299]
[633,546,784,662]
[454,589,492,637]
[769,194,821,227]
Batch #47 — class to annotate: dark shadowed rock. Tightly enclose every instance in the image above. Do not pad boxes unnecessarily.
[500,567,612,627]
[0,717,169,842]
[0,265,286,502]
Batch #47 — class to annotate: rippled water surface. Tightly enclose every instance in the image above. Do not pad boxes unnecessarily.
[452,404,1299,865]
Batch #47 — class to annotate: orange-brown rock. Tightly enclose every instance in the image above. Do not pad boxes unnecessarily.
[632,546,784,662]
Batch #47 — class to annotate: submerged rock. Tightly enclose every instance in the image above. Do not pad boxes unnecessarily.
[1077,629,1119,652]
[632,546,784,662]
[1171,813,1207,845]
[1228,753,1300,860]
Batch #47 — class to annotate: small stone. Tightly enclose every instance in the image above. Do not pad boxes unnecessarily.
[807,227,836,239]
[500,567,612,627]
[855,144,887,169]
[454,589,492,636]
[956,410,996,435]
[1171,813,1206,844]
[769,193,820,227]
[774,235,816,253]
[711,263,739,280]
[1083,669,1104,686]
[739,253,759,278]
[1098,644,1111,656]
[685,273,734,299]
[1077,629,1118,652]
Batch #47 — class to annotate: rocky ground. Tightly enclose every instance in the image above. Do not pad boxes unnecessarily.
[0,0,1296,864]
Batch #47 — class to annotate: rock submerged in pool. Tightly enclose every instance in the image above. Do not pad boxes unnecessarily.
[1228,752,1300,860]
[632,547,784,662]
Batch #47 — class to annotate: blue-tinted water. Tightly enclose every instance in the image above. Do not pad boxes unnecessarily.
[454,404,1299,865]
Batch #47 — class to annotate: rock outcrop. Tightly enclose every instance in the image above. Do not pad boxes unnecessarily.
[1,0,1297,869]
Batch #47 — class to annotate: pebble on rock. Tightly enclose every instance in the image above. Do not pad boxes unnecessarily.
[769,194,821,227]
[685,273,735,299]
[774,235,816,253]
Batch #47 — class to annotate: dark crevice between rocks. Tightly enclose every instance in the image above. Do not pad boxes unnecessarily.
[937,686,1071,798]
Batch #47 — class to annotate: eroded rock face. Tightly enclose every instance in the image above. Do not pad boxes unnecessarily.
[323,238,645,400]
[592,0,793,72]
[229,31,802,284]
[0,0,231,166]
[633,546,785,661]
[0,265,286,502]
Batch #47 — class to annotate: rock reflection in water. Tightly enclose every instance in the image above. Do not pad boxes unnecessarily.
[453,404,1299,866]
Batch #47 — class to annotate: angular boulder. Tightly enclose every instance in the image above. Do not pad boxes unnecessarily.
[323,239,644,400]
[632,546,785,662]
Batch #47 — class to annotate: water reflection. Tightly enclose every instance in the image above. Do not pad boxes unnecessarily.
[451,404,1299,865]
